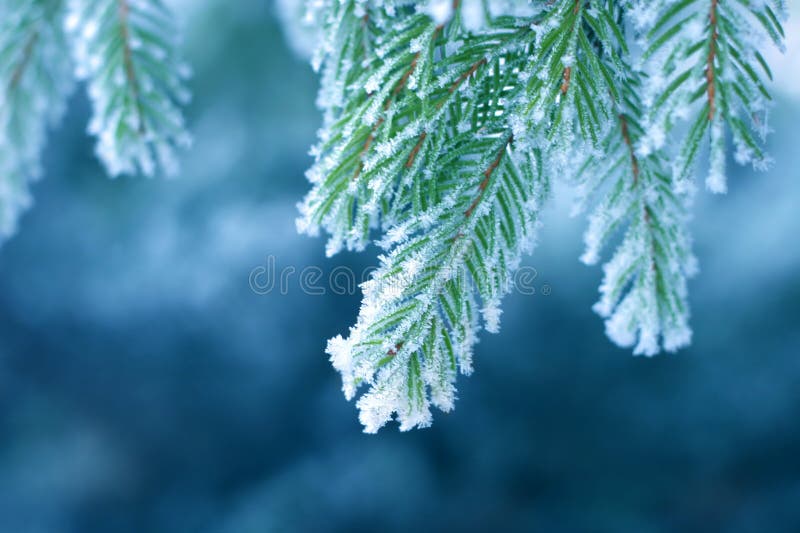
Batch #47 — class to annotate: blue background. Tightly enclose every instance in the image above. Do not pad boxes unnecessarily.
[0,2,799,532]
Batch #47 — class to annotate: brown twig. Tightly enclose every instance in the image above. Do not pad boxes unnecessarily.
[560,66,572,95]
[464,135,514,218]
[447,58,487,97]
[619,117,656,271]
[353,26,445,180]
[387,342,404,357]
[406,132,427,168]
[619,114,640,185]
[353,57,417,180]
[406,53,488,171]
[119,0,146,133]
[8,31,38,93]
[559,1,582,96]
[706,0,719,120]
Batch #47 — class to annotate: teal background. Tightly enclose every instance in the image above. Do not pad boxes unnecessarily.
[0,2,799,532]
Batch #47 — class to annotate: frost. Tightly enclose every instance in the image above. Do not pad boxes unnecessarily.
[420,0,452,26]
[707,119,727,193]
[481,298,502,334]
[326,335,356,399]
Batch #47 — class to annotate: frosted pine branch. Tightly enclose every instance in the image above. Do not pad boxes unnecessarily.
[0,0,74,240]
[65,0,192,177]
[329,139,547,433]
[291,0,786,432]
[0,0,191,248]
[576,69,697,356]
[635,0,786,192]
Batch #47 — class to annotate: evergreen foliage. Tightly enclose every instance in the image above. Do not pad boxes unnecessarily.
[295,0,786,432]
[0,0,73,238]
[0,0,190,244]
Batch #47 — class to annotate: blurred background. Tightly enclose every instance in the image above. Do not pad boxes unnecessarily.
[0,1,799,532]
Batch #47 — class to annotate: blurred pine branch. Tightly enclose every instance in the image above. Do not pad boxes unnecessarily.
[0,0,190,243]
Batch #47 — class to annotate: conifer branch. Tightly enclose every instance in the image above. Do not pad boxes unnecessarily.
[639,0,786,192]
[0,0,74,240]
[293,0,785,431]
[65,0,192,176]
[0,0,192,248]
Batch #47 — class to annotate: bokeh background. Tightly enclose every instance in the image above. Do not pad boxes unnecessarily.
[1,2,799,532]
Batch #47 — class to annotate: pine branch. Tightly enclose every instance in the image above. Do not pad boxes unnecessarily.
[514,0,625,158]
[576,70,697,355]
[306,2,556,430]
[639,0,786,192]
[328,131,546,432]
[297,4,527,255]
[65,0,192,176]
[0,0,74,240]
[293,0,785,431]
